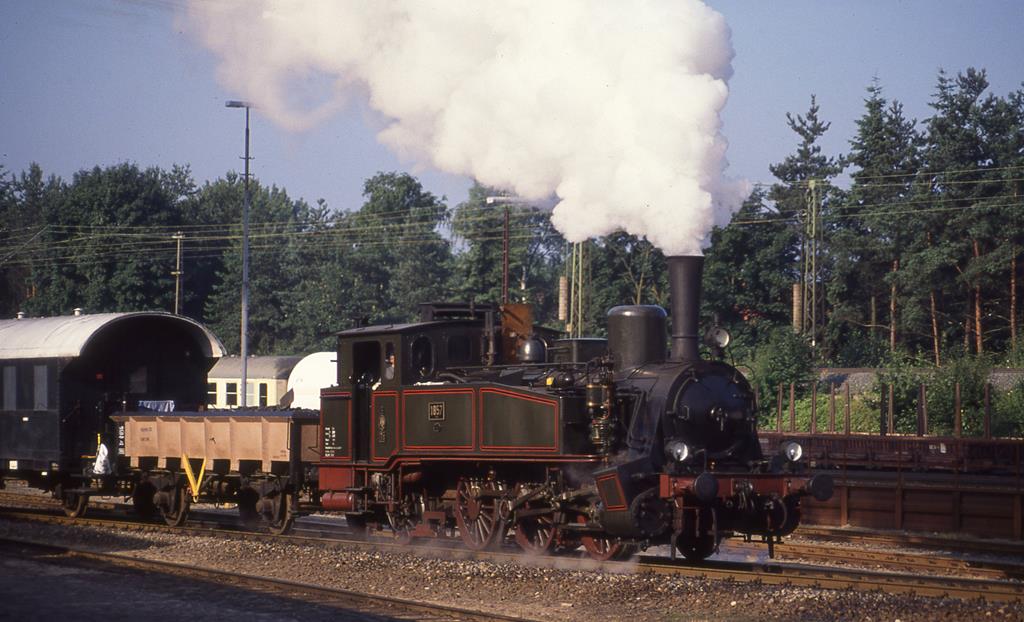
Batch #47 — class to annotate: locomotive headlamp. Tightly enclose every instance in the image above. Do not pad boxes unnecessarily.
[780,440,804,462]
[703,326,731,349]
[666,440,691,463]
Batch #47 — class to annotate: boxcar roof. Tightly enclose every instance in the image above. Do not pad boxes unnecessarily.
[209,355,303,380]
[0,312,226,360]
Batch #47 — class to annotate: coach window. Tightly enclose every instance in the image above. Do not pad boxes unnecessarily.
[207,382,217,405]
[2,366,15,411]
[226,382,238,406]
[33,365,48,411]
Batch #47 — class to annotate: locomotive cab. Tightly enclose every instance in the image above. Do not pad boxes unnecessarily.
[337,323,486,390]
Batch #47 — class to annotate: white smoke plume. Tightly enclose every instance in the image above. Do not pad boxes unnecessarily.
[185,1,748,255]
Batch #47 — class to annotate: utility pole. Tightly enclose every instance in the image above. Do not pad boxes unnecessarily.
[171,231,184,315]
[485,196,523,306]
[801,179,821,349]
[502,204,510,304]
[568,241,588,338]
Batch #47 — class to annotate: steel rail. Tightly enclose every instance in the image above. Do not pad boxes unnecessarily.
[635,555,1024,602]
[726,540,1024,580]
[795,525,1024,557]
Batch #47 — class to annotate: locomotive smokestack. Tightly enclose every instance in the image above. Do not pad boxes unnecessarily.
[667,255,704,362]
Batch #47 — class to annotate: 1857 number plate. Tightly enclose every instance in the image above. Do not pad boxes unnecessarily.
[428,402,445,421]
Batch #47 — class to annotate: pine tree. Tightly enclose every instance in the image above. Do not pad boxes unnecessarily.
[703,187,799,357]
[449,182,564,324]
[768,96,844,357]
[833,81,923,364]
[921,68,1009,356]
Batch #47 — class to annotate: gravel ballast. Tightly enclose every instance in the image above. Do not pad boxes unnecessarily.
[0,518,1021,621]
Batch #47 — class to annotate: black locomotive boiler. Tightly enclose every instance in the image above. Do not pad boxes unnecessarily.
[318,255,832,560]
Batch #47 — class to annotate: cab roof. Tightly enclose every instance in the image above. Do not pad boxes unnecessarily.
[336,318,484,339]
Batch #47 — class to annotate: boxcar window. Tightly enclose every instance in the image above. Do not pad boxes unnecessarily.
[226,382,238,406]
[2,366,15,410]
[259,382,268,407]
[33,365,47,411]
[446,334,472,364]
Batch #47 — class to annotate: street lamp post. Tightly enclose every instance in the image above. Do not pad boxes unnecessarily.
[171,231,184,314]
[226,100,253,407]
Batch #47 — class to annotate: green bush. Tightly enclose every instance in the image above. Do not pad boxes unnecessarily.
[922,354,991,436]
[749,328,815,421]
[759,384,880,434]
[751,341,1024,438]
[993,379,1024,438]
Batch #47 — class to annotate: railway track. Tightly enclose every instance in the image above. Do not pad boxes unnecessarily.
[796,524,1024,557]
[0,536,532,622]
[636,554,1024,603]
[726,539,1024,581]
[2,500,1022,604]
[7,489,1021,580]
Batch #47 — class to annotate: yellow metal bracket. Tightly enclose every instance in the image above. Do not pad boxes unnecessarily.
[181,453,207,502]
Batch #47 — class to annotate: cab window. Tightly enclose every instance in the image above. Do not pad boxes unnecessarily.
[352,341,382,385]
[410,335,434,380]
[384,342,396,381]
[446,334,473,364]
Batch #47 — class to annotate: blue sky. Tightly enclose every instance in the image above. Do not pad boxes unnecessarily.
[2,1,1022,213]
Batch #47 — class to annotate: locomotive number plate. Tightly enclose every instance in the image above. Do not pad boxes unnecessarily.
[428,402,445,421]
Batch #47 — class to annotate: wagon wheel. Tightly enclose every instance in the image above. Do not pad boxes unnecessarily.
[237,488,261,529]
[575,515,634,561]
[262,490,295,536]
[513,499,557,554]
[767,495,800,538]
[387,514,415,544]
[676,533,717,561]
[56,484,88,519]
[581,531,637,561]
[675,507,717,561]
[454,479,505,550]
[387,494,423,544]
[161,484,190,527]
[131,482,157,521]
[345,514,368,539]
[581,535,636,561]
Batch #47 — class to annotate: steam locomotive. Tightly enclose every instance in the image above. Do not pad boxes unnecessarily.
[317,255,833,560]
